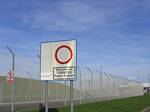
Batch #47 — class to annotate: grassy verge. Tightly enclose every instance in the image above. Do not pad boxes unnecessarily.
[24,94,150,112]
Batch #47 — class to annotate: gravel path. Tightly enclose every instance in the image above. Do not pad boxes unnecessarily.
[143,107,150,112]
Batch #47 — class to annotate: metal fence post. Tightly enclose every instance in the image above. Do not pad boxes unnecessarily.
[109,74,116,99]
[117,76,120,98]
[64,80,67,106]
[97,66,103,101]
[45,81,48,112]
[110,74,115,89]
[70,80,74,112]
[85,72,87,104]
[104,72,109,99]
[6,46,15,112]
[128,79,131,88]
[1,83,3,103]
[37,54,45,101]
[117,76,120,88]
[27,72,32,102]
[100,66,103,100]
[55,83,58,101]
[86,67,93,102]
[37,54,48,112]
[77,66,82,104]
[104,72,109,88]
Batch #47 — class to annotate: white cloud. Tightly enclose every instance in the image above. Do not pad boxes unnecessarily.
[20,2,131,32]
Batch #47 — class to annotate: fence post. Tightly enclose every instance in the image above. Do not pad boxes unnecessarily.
[45,81,48,112]
[77,66,82,104]
[64,80,67,106]
[27,72,32,102]
[97,68,103,101]
[70,80,74,112]
[55,83,58,101]
[109,74,116,99]
[1,83,3,103]
[100,66,103,100]
[6,46,15,112]
[104,72,109,88]
[86,67,93,102]
[104,72,109,99]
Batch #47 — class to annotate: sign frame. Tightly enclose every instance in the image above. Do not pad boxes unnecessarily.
[40,39,77,81]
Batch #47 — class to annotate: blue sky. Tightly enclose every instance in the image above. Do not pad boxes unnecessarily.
[0,0,150,82]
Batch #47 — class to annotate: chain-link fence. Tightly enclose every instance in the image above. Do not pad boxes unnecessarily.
[0,69,143,104]
[0,45,144,105]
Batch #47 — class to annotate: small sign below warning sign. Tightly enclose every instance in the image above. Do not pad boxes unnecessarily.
[53,66,76,80]
[41,39,77,81]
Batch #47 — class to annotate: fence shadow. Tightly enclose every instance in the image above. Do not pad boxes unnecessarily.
[39,103,59,112]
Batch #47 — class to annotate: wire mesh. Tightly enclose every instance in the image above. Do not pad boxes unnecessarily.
[0,45,144,106]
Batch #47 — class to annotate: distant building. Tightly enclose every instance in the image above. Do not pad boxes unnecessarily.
[143,83,150,94]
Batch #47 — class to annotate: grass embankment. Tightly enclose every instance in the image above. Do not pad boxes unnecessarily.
[24,94,150,112]
[0,76,71,102]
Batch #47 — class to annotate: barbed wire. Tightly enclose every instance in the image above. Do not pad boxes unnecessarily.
[0,44,146,83]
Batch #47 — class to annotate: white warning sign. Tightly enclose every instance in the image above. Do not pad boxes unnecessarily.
[7,70,14,84]
[41,40,77,80]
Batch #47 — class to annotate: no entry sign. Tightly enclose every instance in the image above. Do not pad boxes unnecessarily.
[55,45,73,64]
[41,40,77,80]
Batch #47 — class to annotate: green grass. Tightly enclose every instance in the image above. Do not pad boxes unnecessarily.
[24,94,150,112]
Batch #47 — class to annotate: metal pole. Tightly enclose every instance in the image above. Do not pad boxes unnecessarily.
[86,67,93,102]
[88,79,90,102]
[45,81,48,112]
[86,67,93,89]
[109,74,116,99]
[70,80,74,112]
[104,72,110,99]
[37,54,45,102]
[64,80,67,106]
[37,54,48,112]
[148,72,150,88]
[1,83,3,103]
[109,74,115,89]
[55,83,58,101]
[97,70,101,101]
[104,72,109,88]
[100,66,103,94]
[85,73,88,104]
[100,66,103,100]
[77,66,82,104]
[27,72,32,102]
[117,76,120,88]
[6,46,15,112]
[117,76,120,98]
[97,69,102,101]
[128,79,131,88]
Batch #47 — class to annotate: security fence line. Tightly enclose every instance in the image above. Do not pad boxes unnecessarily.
[0,67,143,105]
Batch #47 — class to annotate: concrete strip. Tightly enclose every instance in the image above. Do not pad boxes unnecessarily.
[0,100,81,112]
[142,107,150,112]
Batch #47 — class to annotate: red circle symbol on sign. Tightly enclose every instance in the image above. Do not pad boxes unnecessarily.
[55,45,73,64]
